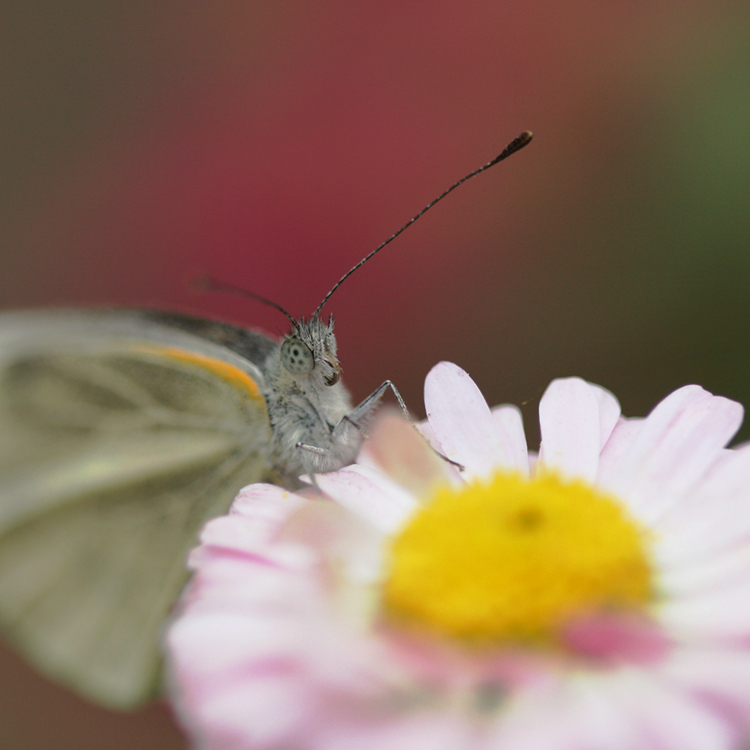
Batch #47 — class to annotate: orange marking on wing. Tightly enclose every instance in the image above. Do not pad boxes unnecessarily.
[138,345,263,400]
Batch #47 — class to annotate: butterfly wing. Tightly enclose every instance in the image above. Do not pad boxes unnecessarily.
[0,309,276,708]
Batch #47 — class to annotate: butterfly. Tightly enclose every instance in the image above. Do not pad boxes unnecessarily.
[0,132,532,710]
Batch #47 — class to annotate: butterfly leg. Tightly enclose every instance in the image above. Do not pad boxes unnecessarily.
[343,381,464,471]
[292,442,328,490]
[296,380,463,482]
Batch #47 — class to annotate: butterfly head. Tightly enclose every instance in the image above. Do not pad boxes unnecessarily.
[280,315,340,386]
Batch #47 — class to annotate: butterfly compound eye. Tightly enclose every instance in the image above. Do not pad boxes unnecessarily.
[280,337,314,375]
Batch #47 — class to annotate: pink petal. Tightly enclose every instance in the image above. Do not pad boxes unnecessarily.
[194,515,316,570]
[188,484,305,561]
[490,404,530,475]
[185,556,315,612]
[358,411,450,495]
[603,387,743,523]
[424,362,513,480]
[231,483,303,521]
[561,612,671,664]
[414,420,464,487]
[279,498,386,585]
[538,377,616,482]
[314,465,417,533]
[168,611,306,677]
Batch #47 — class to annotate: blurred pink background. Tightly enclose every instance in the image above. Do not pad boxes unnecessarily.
[2,2,749,747]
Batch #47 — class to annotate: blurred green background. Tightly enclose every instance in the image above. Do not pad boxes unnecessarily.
[1,2,749,748]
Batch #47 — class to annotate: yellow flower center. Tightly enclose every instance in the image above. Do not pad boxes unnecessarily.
[383,472,653,645]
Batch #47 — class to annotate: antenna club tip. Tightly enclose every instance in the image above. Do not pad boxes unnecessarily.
[490,130,534,166]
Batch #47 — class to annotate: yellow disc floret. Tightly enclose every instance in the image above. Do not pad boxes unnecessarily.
[383,472,653,645]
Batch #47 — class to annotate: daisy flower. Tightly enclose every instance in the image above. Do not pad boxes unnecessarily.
[167,362,750,750]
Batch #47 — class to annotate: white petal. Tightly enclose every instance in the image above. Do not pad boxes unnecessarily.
[500,665,734,750]
[661,646,750,722]
[424,362,513,479]
[659,581,750,638]
[492,681,583,750]
[491,404,530,475]
[314,465,418,533]
[605,387,712,498]
[316,714,472,750]
[538,377,609,482]
[590,383,622,447]
[597,417,643,487]
[197,671,309,747]
[605,387,743,523]
[657,542,750,597]
[656,445,750,564]
[609,668,736,750]
[496,675,638,750]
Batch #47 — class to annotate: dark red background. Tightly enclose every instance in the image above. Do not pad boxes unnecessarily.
[2,3,749,747]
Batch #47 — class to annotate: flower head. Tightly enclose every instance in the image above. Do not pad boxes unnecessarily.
[167,363,750,750]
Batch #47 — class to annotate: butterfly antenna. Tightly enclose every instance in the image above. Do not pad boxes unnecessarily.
[193,275,298,327]
[314,130,533,318]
